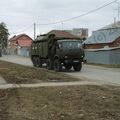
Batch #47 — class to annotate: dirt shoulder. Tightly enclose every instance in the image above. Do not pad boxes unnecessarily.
[0,85,120,120]
[0,60,81,84]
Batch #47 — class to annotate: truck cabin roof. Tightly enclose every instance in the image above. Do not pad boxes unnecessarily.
[33,33,83,43]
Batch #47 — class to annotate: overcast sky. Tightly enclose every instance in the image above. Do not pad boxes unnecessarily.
[0,0,118,38]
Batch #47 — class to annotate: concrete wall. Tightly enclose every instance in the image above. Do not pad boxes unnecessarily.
[85,48,120,65]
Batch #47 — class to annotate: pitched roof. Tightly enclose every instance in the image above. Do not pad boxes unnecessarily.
[47,30,81,39]
[9,34,32,47]
[99,21,120,30]
[84,24,120,44]
[9,34,32,41]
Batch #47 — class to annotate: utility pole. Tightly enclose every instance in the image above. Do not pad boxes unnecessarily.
[34,23,36,40]
[117,1,120,21]
[61,22,64,30]
[114,17,117,25]
[115,0,120,21]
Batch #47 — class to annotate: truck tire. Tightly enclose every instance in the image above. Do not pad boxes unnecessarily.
[73,62,82,71]
[47,58,54,70]
[0,53,1,57]
[32,57,37,67]
[54,59,62,72]
[38,58,42,67]
[36,57,40,67]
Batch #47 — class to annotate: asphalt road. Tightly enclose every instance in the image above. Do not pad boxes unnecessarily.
[0,55,120,86]
[66,64,120,85]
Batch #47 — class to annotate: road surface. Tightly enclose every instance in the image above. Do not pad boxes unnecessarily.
[0,55,120,86]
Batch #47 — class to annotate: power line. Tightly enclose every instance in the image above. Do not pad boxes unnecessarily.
[10,24,33,35]
[9,0,116,35]
[37,0,116,26]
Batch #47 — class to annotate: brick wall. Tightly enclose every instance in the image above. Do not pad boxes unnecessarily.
[85,37,120,49]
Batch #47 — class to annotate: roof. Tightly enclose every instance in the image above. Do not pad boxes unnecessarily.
[47,30,81,39]
[99,21,120,30]
[9,34,32,41]
[84,27,120,45]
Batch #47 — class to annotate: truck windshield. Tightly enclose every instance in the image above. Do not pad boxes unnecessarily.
[59,40,82,48]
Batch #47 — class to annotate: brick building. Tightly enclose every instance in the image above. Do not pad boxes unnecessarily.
[8,34,32,57]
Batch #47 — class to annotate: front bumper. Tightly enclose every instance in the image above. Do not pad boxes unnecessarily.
[64,59,81,64]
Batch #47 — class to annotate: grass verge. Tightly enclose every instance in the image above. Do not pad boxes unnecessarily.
[0,85,120,120]
[0,60,80,84]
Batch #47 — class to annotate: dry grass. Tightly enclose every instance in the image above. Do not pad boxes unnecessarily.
[0,85,120,120]
[0,60,80,84]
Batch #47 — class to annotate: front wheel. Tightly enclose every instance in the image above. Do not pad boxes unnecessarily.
[32,57,37,67]
[54,59,62,72]
[73,62,82,71]
[0,52,2,57]
[46,58,54,70]
[38,58,42,67]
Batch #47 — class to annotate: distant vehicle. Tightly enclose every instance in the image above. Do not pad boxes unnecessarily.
[0,44,2,57]
[30,34,85,72]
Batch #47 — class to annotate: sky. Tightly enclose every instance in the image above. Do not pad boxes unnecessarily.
[0,0,119,39]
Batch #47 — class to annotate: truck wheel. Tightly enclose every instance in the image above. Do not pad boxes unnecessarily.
[36,57,39,67]
[65,64,72,70]
[33,57,37,67]
[73,62,82,71]
[47,59,54,70]
[54,59,62,72]
[0,53,2,57]
[38,58,42,67]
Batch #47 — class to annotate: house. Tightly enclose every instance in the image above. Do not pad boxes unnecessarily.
[84,21,120,65]
[8,34,32,57]
[47,30,82,39]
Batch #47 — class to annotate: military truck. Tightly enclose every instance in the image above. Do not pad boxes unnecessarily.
[0,44,2,57]
[30,32,85,72]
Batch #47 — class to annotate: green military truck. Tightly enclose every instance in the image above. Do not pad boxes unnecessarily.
[30,32,85,72]
[0,44,2,57]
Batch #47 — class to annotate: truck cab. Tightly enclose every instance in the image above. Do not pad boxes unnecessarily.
[52,39,84,71]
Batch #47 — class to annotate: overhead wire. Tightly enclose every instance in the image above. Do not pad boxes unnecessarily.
[9,0,117,34]
[36,0,117,25]
[9,24,33,35]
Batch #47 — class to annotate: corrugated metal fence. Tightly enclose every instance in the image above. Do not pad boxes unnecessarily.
[85,48,120,65]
